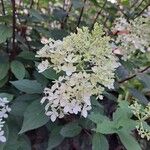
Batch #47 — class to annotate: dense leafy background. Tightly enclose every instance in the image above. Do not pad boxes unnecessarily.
[0,0,150,150]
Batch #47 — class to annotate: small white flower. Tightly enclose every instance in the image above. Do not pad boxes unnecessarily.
[108,0,117,4]
[64,54,78,63]
[0,131,6,143]
[81,105,92,118]
[61,64,76,76]
[37,60,49,73]
[0,97,11,143]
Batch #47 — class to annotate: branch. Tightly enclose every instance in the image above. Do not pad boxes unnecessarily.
[90,0,107,30]
[76,0,87,28]
[11,0,16,57]
[134,2,150,19]
[1,0,6,15]
[118,66,150,84]
[61,0,72,29]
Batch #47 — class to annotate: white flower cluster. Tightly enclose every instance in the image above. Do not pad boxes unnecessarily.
[36,23,119,122]
[130,101,150,140]
[0,97,11,143]
[113,16,150,60]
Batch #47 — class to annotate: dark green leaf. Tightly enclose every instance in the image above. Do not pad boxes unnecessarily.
[60,122,82,137]
[11,60,26,80]
[0,25,12,43]
[19,100,49,133]
[47,126,64,150]
[10,80,43,94]
[129,88,149,105]
[0,62,9,80]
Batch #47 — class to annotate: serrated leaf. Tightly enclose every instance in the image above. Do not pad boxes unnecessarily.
[92,133,109,150]
[10,79,43,94]
[60,122,82,137]
[118,130,141,150]
[11,60,26,80]
[19,100,49,134]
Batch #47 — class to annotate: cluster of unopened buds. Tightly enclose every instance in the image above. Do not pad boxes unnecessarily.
[36,23,120,122]
[0,97,11,143]
[130,101,150,140]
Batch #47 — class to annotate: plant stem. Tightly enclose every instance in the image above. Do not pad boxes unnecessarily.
[1,0,6,15]
[118,66,150,84]
[76,0,87,28]
[90,0,107,30]
[11,0,16,57]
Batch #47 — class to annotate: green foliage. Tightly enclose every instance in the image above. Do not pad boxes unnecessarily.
[10,80,43,94]
[11,60,26,80]
[0,25,12,43]
[60,122,82,138]
[19,100,49,134]
[92,133,109,150]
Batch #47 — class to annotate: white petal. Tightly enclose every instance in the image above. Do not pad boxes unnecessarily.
[64,105,70,113]
[0,136,6,142]
[51,114,57,122]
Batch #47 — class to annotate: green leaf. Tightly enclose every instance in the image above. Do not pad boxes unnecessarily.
[118,130,141,150]
[0,75,9,88]
[29,9,44,21]
[10,94,40,117]
[60,122,82,137]
[34,71,49,86]
[137,74,150,89]
[113,101,132,121]
[18,51,38,61]
[41,68,60,80]
[47,126,64,150]
[11,60,26,80]
[2,118,31,150]
[88,112,108,124]
[0,93,14,101]
[0,62,9,80]
[129,88,149,105]
[10,79,43,94]
[0,25,12,43]
[92,133,109,150]
[19,100,49,134]
[95,120,117,134]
